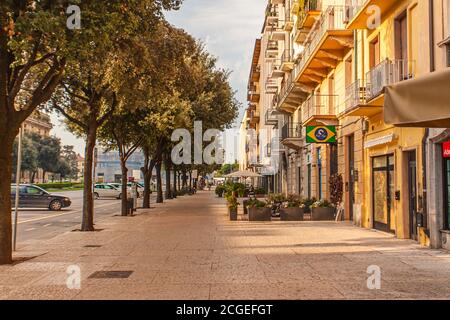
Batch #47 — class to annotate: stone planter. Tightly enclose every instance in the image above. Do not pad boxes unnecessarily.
[229,208,238,221]
[248,207,271,221]
[311,207,335,221]
[280,207,304,221]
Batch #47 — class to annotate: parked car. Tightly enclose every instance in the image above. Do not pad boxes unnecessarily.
[107,183,143,198]
[10,184,71,211]
[94,184,129,200]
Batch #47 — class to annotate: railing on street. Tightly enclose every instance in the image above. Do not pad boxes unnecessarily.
[281,122,302,140]
[366,59,415,101]
[301,94,338,122]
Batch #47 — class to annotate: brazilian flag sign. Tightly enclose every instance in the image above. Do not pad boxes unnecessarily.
[306,126,337,144]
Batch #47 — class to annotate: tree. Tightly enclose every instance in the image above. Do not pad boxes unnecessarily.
[12,134,39,183]
[56,158,72,182]
[0,0,184,264]
[61,145,78,180]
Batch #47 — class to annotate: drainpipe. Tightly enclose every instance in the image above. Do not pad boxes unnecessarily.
[422,0,435,231]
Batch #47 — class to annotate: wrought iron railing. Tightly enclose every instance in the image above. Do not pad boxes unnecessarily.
[301,94,338,121]
[294,6,347,78]
[281,122,302,140]
[366,59,415,101]
[345,79,367,111]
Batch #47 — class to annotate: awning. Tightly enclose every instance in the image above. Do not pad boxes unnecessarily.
[364,134,395,149]
[384,68,450,128]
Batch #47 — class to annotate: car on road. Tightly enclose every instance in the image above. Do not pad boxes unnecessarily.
[94,184,129,200]
[108,182,144,198]
[10,184,72,211]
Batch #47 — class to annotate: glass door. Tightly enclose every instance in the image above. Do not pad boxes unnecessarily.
[372,155,395,233]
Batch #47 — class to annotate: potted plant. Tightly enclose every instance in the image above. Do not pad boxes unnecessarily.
[255,187,267,198]
[280,194,305,221]
[311,199,335,221]
[215,184,225,198]
[247,199,271,221]
[301,197,317,214]
[226,194,239,221]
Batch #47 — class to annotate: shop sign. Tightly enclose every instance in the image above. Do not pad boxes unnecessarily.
[443,141,450,158]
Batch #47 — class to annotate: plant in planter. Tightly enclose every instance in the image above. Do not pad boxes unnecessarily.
[215,184,226,198]
[247,199,271,221]
[226,194,240,221]
[280,194,305,221]
[254,187,267,197]
[311,199,335,221]
[301,197,317,214]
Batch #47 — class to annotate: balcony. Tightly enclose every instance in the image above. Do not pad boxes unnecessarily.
[301,94,339,126]
[265,4,279,24]
[269,59,284,78]
[280,49,294,72]
[268,20,286,41]
[294,6,353,88]
[294,0,322,44]
[265,40,279,59]
[250,65,261,83]
[343,79,382,117]
[265,78,278,94]
[281,122,304,150]
[365,59,415,105]
[346,0,398,30]
[265,107,280,126]
[249,110,261,125]
[247,85,260,103]
[277,72,309,114]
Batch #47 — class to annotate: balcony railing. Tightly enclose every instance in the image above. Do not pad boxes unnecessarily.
[265,78,278,93]
[281,49,293,64]
[281,122,302,140]
[277,71,295,105]
[345,79,367,111]
[265,108,279,126]
[344,0,365,23]
[298,0,320,24]
[294,6,347,77]
[265,4,279,19]
[269,59,284,78]
[302,94,338,122]
[366,59,415,101]
[265,40,279,59]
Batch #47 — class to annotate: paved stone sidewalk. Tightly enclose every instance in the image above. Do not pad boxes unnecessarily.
[1,191,450,300]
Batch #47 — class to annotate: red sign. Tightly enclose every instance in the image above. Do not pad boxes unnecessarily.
[443,141,450,158]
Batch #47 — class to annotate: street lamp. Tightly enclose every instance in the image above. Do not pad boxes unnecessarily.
[12,123,24,251]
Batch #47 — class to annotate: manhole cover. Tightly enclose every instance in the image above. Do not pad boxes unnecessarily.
[84,245,102,248]
[89,271,133,279]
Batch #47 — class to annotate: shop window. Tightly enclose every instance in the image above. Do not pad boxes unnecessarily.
[446,45,450,68]
[444,157,450,230]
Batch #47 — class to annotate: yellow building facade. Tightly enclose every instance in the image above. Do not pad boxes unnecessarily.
[243,0,445,243]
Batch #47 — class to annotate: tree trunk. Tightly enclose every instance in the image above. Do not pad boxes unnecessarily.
[142,148,155,209]
[31,171,36,184]
[189,171,192,188]
[164,154,172,200]
[156,162,163,203]
[120,159,128,216]
[172,169,177,198]
[81,126,97,231]
[182,169,188,188]
[0,132,16,265]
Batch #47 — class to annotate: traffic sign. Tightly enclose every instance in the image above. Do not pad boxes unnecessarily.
[306,126,337,144]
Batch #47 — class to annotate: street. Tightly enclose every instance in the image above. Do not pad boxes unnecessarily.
[14,190,156,244]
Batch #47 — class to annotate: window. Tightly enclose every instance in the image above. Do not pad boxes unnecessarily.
[395,11,408,61]
[369,36,380,69]
[447,0,450,37]
[444,156,450,230]
[26,186,42,195]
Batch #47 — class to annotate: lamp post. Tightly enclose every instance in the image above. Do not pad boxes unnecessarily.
[12,123,24,251]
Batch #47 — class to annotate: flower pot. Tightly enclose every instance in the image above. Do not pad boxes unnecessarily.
[280,207,304,221]
[248,207,271,221]
[229,208,238,221]
[311,207,335,221]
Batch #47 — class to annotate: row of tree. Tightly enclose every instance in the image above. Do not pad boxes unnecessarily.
[12,133,79,182]
[0,1,238,264]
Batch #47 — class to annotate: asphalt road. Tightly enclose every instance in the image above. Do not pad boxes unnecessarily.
[14,190,156,244]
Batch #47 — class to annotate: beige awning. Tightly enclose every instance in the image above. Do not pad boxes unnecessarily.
[384,68,450,128]
[364,134,395,149]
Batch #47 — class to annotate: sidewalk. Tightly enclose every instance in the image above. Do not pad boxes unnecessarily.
[1,191,450,300]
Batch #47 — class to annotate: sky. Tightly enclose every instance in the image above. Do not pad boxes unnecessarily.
[51,0,266,159]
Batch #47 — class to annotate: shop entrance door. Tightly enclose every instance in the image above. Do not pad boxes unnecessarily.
[372,155,395,233]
